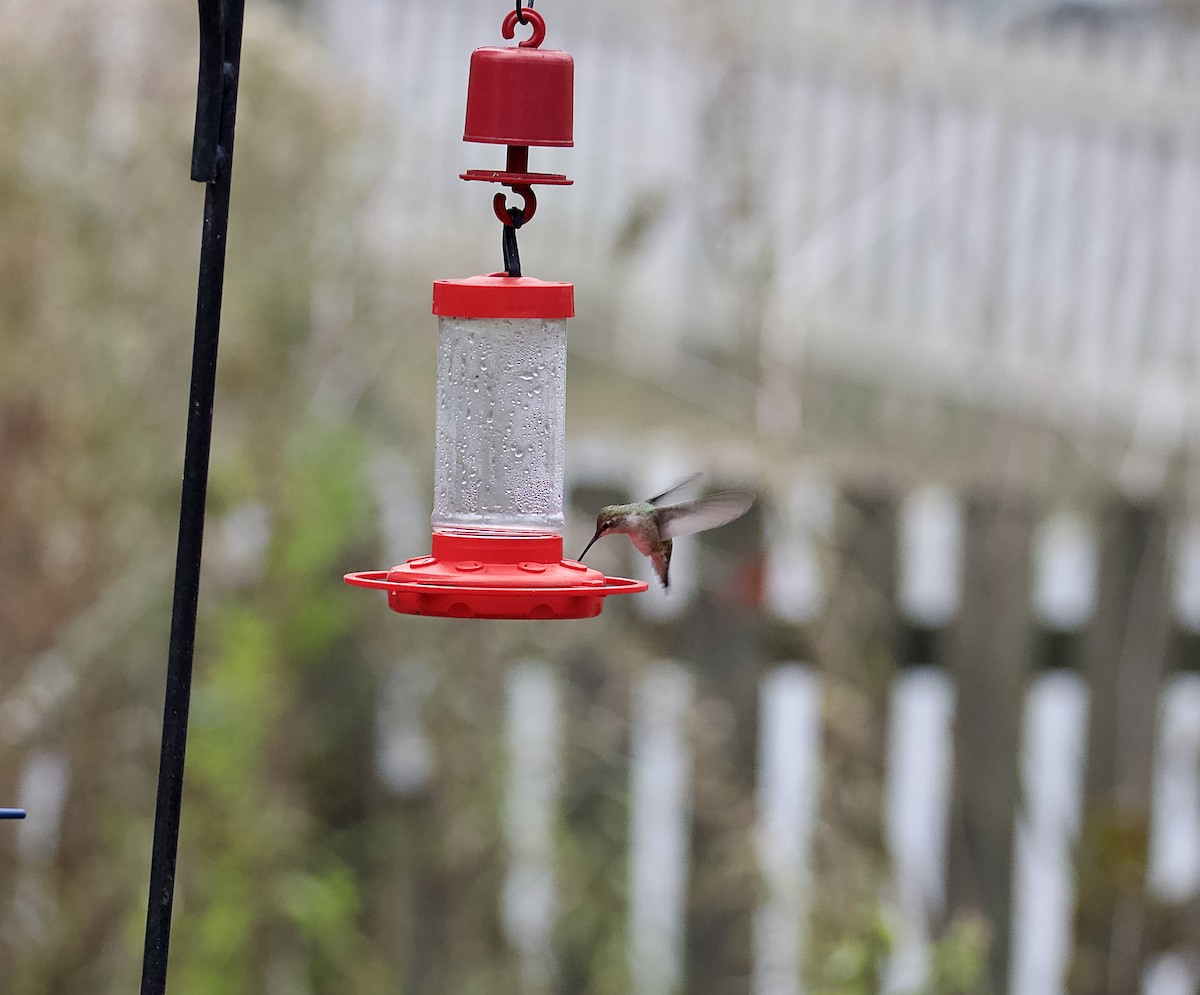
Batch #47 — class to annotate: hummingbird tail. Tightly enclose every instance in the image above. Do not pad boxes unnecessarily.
[652,540,672,588]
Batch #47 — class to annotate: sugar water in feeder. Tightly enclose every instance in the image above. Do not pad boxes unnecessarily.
[432,278,569,534]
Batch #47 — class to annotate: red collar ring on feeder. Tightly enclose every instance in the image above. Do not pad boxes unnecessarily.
[345,275,648,620]
[458,5,573,220]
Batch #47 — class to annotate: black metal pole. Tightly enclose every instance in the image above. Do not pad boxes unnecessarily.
[140,0,245,991]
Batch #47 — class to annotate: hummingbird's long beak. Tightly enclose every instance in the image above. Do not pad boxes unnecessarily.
[578,531,601,561]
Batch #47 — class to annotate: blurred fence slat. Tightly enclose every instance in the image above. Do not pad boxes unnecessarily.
[1148,675,1200,904]
[1010,672,1091,995]
[1143,955,1199,995]
[503,662,563,995]
[681,599,765,986]
[628,663,695,995]
[882,668,955,993]
[11,751,70,944]
[555,645,634,995]
[899,486,963,628]
[943,494,1037,994]
[1034,511,1098,631]
[1145,674,1200,994]
[752,664,822,995]
[809,484,900,980]
[1075,501,1172,995]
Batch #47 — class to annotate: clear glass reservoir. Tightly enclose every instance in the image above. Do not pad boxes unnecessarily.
[431,277,572,533]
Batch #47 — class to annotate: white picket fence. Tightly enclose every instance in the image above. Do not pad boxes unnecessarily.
[355,447,1200,992]
[316,0,1200,450]
[7,661,1199,993]
[8,459,1200,990]
[485,660,1200,995]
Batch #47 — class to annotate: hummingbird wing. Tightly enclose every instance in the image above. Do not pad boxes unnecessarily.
[658,492,755,540]
[645,472,703,507]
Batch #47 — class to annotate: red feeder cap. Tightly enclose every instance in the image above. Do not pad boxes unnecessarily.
[432,274,574,320]
[344,531,646,620]
[464,47,574,147]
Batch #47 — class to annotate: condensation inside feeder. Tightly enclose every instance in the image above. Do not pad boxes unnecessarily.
[433,315,567,532]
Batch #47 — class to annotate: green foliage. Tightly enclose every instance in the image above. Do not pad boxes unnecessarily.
[280,866,360,952]
[806,911,989,995]
[812,915,892,995]
[172,420,390,993]
[924,915,990,995]
[271,423,374,663]
[0,0,409,988]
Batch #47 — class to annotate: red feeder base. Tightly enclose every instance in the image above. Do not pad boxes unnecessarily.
[345,530,646,620]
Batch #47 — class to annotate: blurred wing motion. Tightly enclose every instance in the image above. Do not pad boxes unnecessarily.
[646,473,703,507]
[659,492,755,540]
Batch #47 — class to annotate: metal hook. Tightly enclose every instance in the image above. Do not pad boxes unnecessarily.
[502,6,545,48]
[516,0,525,25]
[493,186,537,226]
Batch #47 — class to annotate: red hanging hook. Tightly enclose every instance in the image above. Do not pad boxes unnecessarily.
[494,185,537,226]
[502,7,546,48]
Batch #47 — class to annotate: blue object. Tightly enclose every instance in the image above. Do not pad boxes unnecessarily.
[0,809,26,820]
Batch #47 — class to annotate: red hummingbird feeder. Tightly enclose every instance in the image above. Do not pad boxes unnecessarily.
[344,2,647,620]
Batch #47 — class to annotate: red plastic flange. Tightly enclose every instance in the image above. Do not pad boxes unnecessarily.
[459,170,571,186]
[345,531,647,620]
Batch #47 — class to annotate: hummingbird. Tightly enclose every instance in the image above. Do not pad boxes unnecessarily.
[577,474,755,589]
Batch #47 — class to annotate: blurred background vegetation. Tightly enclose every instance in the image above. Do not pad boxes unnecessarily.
[3,0,1200,992]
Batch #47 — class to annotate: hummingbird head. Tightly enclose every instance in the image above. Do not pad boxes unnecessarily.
[578,508,623,561]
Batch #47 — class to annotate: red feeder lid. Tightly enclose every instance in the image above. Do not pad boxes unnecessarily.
[432,274,574,319]
[345,531,646,620]
[464,10,573,148]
